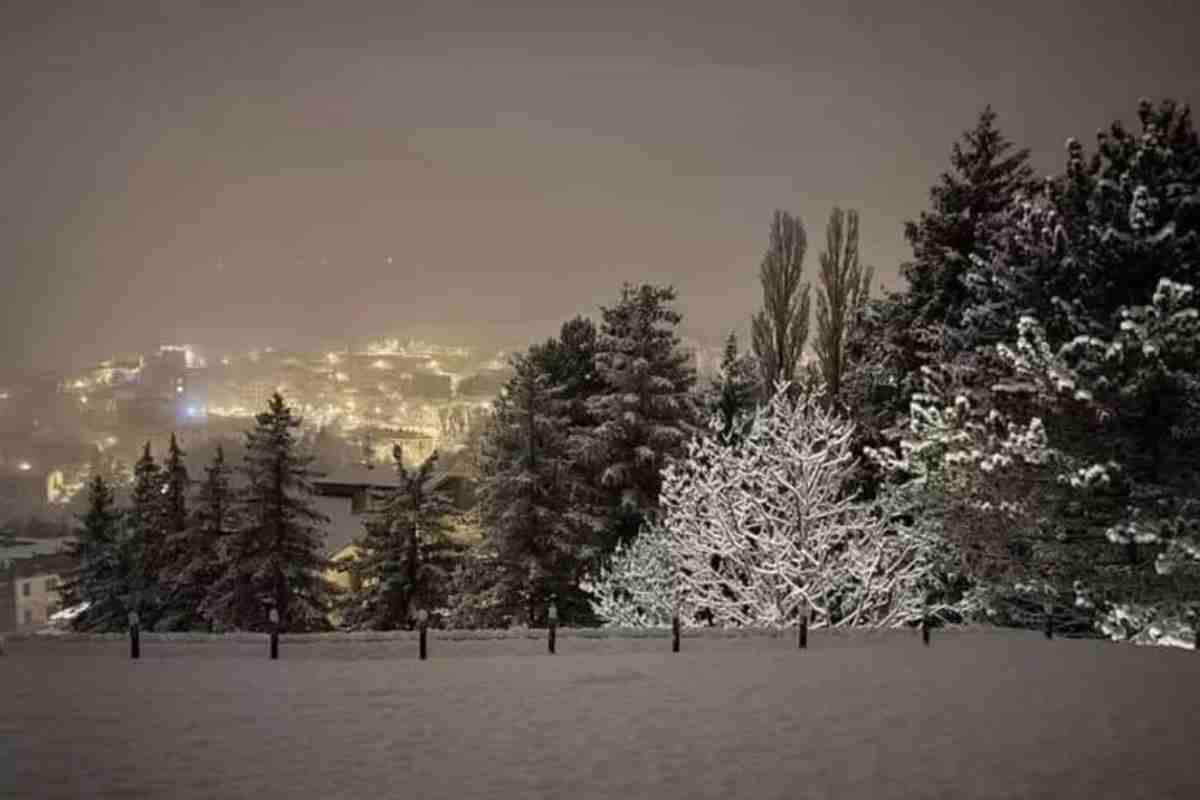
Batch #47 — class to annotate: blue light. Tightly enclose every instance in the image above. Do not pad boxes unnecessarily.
[187,406,198,417]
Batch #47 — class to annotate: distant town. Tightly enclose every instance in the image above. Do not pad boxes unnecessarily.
[0,334,724,527]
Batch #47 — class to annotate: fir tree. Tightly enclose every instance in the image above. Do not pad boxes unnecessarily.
[814,208,874,411]
[340,447,464,630]
[583,283,702,555]
[211,393,334,632]
[59,475,129,631]
[751,210,812,394]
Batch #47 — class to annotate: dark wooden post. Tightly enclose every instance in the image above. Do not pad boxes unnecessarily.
[921,614,930,646]
[417,609,428,661]
[672,615,680,653]
[548,602,558,655]
[269,608,280,660]
[798,599,809,650]
[129,611,140,660]
[1044,602,1054,640]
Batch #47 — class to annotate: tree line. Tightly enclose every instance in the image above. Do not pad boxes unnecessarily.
[61,97,1200,645]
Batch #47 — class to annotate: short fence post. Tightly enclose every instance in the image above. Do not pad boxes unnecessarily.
[798,599,809,650]
[1044,602,1054,640]
[548,602,558,655]
[129,611,141,660]
[269,609,280,660]
[417,609,428,661]
[921,614,930,647]
[672,615,680,653]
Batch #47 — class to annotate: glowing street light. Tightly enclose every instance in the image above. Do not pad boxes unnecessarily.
[17,461,32,472]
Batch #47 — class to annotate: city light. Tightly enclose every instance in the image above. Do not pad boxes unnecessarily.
[17,461,32,472]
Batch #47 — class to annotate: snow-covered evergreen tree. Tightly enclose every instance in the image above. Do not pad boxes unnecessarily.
[583,283,703,554]
[588,383,946,628]
[706,331,759,445]
[949,99,1200,644]
[340,446,464,630]
[479,352,598,625]
[59,475,129,631]
[126,442,165,625]
[209,393,334,632]
[154,434,193,629]
[168,445,237,630]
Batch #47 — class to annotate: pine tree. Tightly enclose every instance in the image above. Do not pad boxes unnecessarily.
[583,283,703,555]
[751,210,812,394]
[814,208,874,411]
[210,393,334,632]
[59,475,129,631]
[340,447,464,630]
[126,442,165,625]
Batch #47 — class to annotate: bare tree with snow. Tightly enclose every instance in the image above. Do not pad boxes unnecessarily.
[587,383,944,629]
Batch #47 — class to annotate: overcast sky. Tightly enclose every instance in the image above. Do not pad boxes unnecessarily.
[2,0,1197,372]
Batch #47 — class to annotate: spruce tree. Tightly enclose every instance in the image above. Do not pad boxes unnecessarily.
[170,445,237,631]
[59,475,128,631]
[126,442,165,625]
[814,208,874,411]
[155,434,193,628]
[340,447,464,630]
[900,105,1034,339]
[479,352,598,626]
[584,283,702,555]
[751,210,812,394]
[952,99,1200,642]
[212,393,334,632]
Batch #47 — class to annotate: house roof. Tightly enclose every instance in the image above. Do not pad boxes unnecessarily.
[312,495,364,557]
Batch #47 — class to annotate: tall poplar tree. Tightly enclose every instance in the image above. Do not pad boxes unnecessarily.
[814,208,874,410]
[751,210,812,395]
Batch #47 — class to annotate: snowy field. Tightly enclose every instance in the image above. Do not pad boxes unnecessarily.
[3,629,1199,800]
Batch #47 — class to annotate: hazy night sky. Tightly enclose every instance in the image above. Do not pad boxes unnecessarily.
[2,0,1197,373]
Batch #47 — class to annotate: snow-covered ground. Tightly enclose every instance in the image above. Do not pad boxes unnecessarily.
[4,629,1198,799]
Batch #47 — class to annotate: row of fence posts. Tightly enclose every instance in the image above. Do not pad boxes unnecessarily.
[120,599,1077,660]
